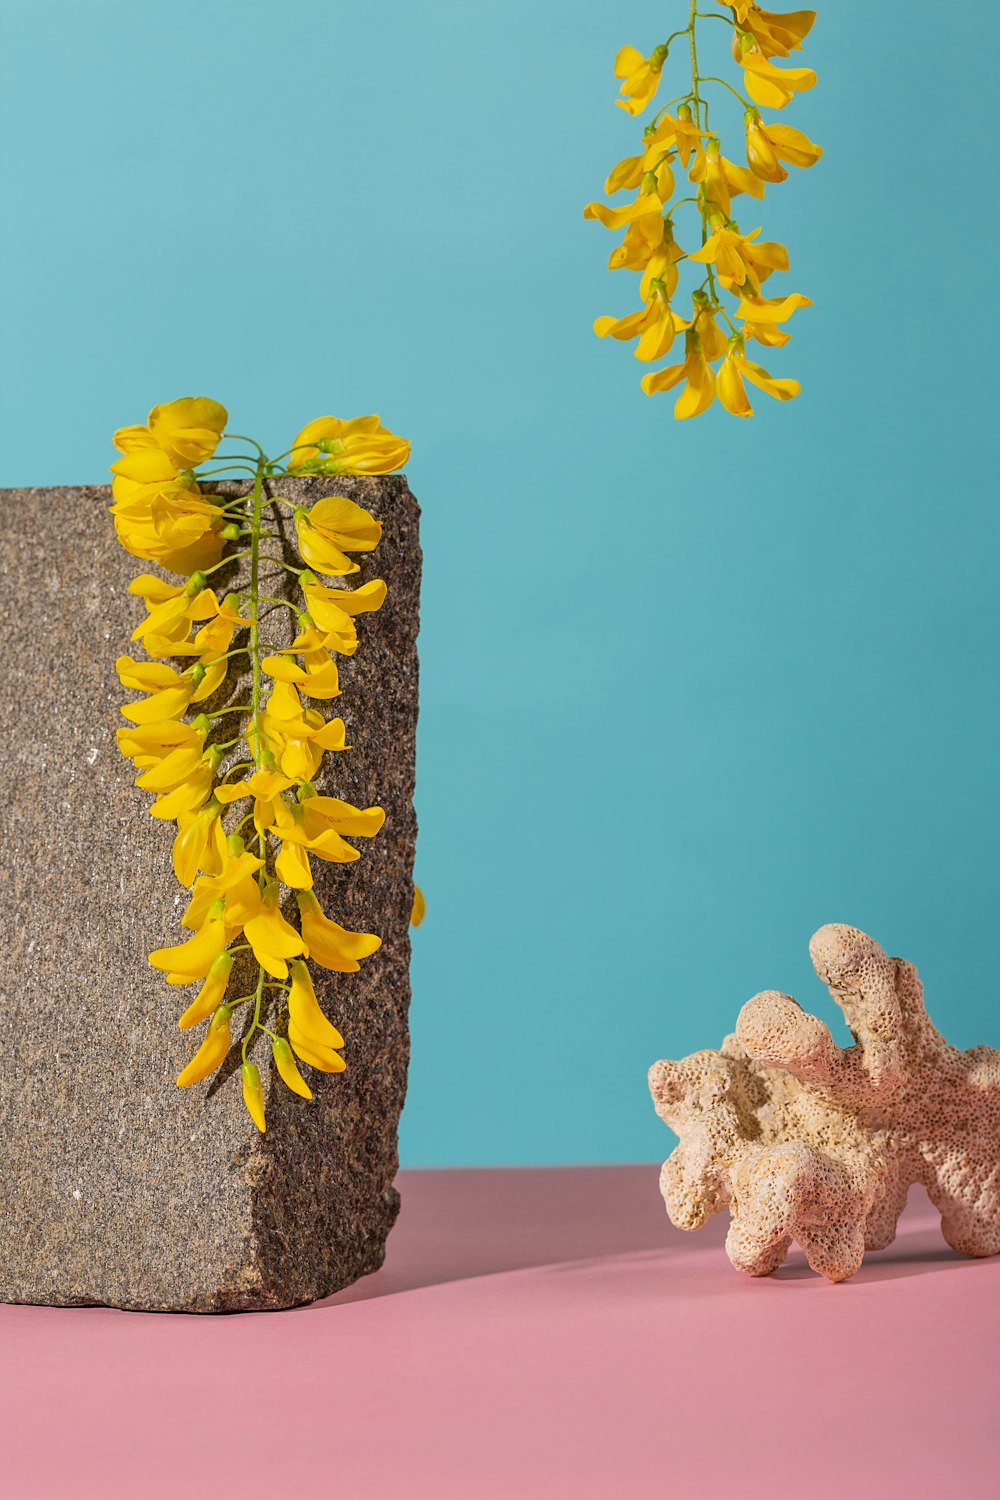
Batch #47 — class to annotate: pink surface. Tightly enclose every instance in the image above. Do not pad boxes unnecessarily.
[2,1166,998,1499]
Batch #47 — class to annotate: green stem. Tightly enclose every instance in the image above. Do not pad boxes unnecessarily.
[698,75,752,107]
[203,548,253,575]
[688,0,701,131]
[243,458,271,1064]
[223,432,267,460]
[242,964,266,1063]
[220,759,255,780]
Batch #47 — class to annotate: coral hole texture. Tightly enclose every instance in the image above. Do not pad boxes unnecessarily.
[649,924,1000,1282]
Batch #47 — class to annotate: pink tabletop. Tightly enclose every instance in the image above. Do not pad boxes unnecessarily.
[2,1165,997,1499]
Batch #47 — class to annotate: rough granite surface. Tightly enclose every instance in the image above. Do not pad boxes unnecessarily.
[0,475,420,1311]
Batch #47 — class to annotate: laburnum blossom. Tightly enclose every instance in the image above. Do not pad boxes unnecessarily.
[689,137,765,220]
[288,415,409,475]
[744,109,822,180]
[110,398,229,574]
[733,6,815,60]
[688,216,789,296]
[112,398,408,1133]
[614,43,667,115]
[293,495,383,576]
[717,335,801,415]
[737,33,816,109]
[594,282,685,364]
[176,1006,232,1088]
[146,398,228,469]
[737,290,812,347]
[641,328,717,419]
[585,4,821,414]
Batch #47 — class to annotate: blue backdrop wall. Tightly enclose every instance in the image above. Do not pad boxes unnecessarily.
[2,0,997,1165]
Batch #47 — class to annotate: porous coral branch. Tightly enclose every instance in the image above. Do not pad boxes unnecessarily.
[649,924,1000,1281]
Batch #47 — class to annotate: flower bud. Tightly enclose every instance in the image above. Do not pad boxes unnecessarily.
[272,1037,313,1100]
[178,951,234,1029]
[176,1004,232,1087]
[241,1061,266,1132]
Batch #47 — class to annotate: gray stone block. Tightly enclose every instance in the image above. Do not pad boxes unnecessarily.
[0,475,420,1311]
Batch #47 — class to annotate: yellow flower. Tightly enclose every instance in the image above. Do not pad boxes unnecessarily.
[734,7,816,60]
[275,837,314,890]
[648,106,706,170]
[117,716,205,773]
[242,880,306,980]
[110,446,187,503]
[594,283,684,364]
[256,683,348,779]
[299,793,385,844]
[118,658,226,727]
[241,1061,266,1132]
[139,742,220,809]
[270,799,360,864]
[626,219,683,301]
[130,575,219,647]
[687,216,788,295]
[736,290,812,348]
[613,44,667,116]
[641,327,717,419]
[272,790,384,866]
[690,294,729,361]
[180,839,264,930]
[176,1005,232,1088]
[297,889,381,972]
[109,447,225,574]
[738,35,816,109]
[147,397,228,469]
[689,136,765,220]
[745,110,822,181]
[583,192,664,255]
[410,884,426,927]
[299,576,387,649]
[262,648,341,701]
[287,960,346,1073]
[143,594,254,661]
[293,495,382,577]
[604,151,645,195]
[288,415,409,475]
[215,765,297,831]
[272,1037,313,1099]
[178,951,234,1029]
[717,336,801,416]
[172,800,227,887]
[149,911,229,983]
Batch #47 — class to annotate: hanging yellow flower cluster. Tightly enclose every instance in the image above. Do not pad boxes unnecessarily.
[111,396,411,1132]
[584,2,822,418]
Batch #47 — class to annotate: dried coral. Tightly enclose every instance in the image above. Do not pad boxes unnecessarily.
[649,924,1000,1282]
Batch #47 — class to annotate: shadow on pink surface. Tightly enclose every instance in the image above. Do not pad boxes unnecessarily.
[3,1164,997,1500]
[316,1163,984,1306]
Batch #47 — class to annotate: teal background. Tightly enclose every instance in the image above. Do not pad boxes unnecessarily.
[2,2,997,1165]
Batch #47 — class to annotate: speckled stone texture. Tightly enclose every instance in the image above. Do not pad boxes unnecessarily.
[650,924,1000,1282]
[0,476,420,1311]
